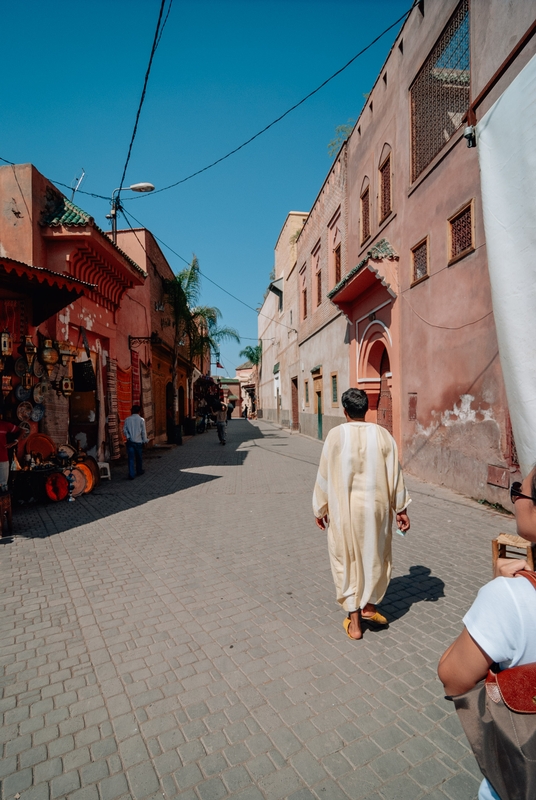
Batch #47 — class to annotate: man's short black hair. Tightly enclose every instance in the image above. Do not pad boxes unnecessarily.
[131,404,141,415]
[341,388,368,419]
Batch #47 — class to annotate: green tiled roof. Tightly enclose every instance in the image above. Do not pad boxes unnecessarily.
[41,196,94,227]
[327,238,398,300]
[40,192,146,278]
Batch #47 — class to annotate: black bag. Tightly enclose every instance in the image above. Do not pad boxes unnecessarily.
[449,570,536,800]
[72,328,96,392]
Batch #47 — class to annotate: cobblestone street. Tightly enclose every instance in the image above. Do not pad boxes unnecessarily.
[1,419,516,800]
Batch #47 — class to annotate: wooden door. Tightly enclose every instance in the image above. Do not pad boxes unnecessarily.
[377,376,393,434]
[291,377,298,430]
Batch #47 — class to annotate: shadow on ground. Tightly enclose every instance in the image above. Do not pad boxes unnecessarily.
[4,420,267,542]
[378,565,445,624]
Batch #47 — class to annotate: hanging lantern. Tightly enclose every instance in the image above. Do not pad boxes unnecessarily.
[41,339,59,376]
[23,335,37,370]
[58,341,76,367]
[1,330,13,359]
[61,375,74,397]
[1,375,12,398]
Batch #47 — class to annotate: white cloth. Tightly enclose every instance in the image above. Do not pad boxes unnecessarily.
[477,53,536,475]
[123,414,148,444]
[464,576,536,670]
[464,575,536,800]
[312,422,410,612]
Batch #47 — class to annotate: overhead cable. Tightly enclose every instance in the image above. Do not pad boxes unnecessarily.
[122,208,298,333]
[117,0,168,201]
[131,1,417,197]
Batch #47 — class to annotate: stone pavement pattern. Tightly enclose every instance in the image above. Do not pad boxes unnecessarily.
[0,420,516,800]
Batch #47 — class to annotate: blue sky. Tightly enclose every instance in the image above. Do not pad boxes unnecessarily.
[2,0,410,373]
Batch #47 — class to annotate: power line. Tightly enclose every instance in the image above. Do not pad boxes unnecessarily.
[117,0,167,200]
[122,207,298,333]
[128,1,417,197]
[0,156,110,201]
[155,0,173,52]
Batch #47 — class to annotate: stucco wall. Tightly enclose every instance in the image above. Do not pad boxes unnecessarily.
[342,0,532,504]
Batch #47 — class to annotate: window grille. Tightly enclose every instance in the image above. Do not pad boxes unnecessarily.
[302,288,307,320]
[334,245,341,284]
[316,270,322,306]
[410,0,470,182]
[361,187,370,243]
[412,239,428,283]
[305,381,309,404]
[380,155,392,222]
[449,202,473,261]
[331,375,338,404]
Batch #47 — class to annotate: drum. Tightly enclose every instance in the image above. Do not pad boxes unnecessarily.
[63,466,87,497]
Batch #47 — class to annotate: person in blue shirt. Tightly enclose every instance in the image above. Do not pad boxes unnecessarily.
[123,405,148,480]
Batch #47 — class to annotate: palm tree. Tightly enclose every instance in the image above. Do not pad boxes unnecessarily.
[165,257,240,412]
[239,344,262,366]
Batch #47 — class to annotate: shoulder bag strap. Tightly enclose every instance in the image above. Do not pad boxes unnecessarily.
[517,569,536,590]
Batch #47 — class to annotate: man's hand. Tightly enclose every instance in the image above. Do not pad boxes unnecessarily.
[494,557,529,578]
[396,511,410,532]
[315,515,328,530]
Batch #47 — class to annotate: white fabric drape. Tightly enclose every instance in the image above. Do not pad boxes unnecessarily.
[477,53,536,476]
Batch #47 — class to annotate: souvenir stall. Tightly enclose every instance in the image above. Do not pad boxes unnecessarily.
[0,259,101,505]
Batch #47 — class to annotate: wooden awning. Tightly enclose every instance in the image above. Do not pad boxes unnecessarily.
[0,258,96,325]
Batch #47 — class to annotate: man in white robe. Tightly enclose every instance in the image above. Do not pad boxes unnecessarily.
[313,388,410,640]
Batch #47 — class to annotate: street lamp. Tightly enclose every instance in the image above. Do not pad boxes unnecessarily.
[107,182,155,243]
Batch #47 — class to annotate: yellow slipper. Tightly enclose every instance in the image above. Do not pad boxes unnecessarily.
[343,617,363,640]
[361,611,388,626]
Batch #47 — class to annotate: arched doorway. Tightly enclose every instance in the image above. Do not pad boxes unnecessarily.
[358,329,393,434]
[376,349,393,435]
[178,386,185,423]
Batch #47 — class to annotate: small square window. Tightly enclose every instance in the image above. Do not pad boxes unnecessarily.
[411,238,429,284]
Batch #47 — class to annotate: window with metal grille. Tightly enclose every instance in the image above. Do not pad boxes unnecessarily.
[410,0,470,182]
[361,187,370,243]
[302,288,307,320]
[380,155,392,222]
[316,270,322,306]
[305,380,309,405]
[334,245,341,284]
[412,239,429,283]
[449,202,473,262]
[331,374,338,404]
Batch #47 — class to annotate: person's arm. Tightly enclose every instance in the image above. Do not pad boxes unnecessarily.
[495,558,528,578]
[438,627,493,696]
[313,439,329,527]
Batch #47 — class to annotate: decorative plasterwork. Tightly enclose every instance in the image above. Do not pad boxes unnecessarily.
[328,238,398,300]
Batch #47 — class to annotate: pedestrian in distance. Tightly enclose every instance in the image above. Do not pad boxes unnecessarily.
[123,404,148,480]
[226,401,234,422]
[438,465,536,800]
[312,387,411,640]
[216,403,227,445]
[0,419,23,492]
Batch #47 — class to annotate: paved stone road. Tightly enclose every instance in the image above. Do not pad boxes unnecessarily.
[1,420,517,800]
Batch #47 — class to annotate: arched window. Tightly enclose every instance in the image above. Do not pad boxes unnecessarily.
[379,145,392,223]
[360,177,371,245]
